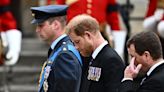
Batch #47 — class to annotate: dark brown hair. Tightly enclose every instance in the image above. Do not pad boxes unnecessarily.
[127,31,163,60]
[47,15,67,28]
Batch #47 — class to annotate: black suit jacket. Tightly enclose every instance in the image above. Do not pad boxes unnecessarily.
[80,44,125,92]
[40,36,82,92]
[119,63,164,92]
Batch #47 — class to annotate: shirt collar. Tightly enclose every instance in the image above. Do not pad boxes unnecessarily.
[50,34,67,49]
[92,41,108,59]
[147,59,164,76]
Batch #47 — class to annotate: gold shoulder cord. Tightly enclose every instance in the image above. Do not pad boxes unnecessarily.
[38,61,47,89]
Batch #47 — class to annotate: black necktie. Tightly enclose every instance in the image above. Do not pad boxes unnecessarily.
[89,57,94,66]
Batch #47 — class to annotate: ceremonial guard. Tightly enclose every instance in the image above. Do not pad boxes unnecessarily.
[31,5,82,92]
[143,0,164,57]
[0,0,22,66]
[55,0,121,47]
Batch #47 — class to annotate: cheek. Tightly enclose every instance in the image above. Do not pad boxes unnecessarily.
[134,59,139,64]
[85,42,92,52]
[135,57,143,65]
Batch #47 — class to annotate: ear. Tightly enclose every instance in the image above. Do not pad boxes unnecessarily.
[144,51,150,57]
[84,31,92,39]
[144,51,151,61]
[52,20,60,30]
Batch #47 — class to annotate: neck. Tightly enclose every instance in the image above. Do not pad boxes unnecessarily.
[154,58,163,64]
[93,32,106,50]
[148,58,163,68]
[48,29,65,45]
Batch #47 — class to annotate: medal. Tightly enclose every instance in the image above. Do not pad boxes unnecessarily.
[44,66,51,79]
[38,60,52,91]
[38,61,47,88]
[87,66,101,81]
[43,80,48,92]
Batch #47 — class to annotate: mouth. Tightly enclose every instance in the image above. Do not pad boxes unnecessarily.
[79,51,85,56]
[79,51,83,54]
[39,34,44,38]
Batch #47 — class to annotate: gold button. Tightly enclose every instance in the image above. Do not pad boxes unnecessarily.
[87,0,92,3]
[87,3,92,8]
[86,9,92,14]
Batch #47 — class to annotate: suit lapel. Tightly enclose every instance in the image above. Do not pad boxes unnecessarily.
[148,63,164,78]
[91,44,109,66]
[86,44,109,90]
[141,63,164,85]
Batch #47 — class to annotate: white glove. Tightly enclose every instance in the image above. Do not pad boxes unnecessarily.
[143,9,164,32]
[157,21,164,38]
[5,29,22,66]
[0,32,8,48]
[154,9,164,21]
[112,30,127,60]
[143,16,158,32]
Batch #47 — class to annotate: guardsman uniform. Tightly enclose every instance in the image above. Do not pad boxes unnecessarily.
[56,0,120,30]
[55,0,121,47]
[143,0,164,57]
[0,0,22,66]
[31,5,82,92]
[145,0,164,19]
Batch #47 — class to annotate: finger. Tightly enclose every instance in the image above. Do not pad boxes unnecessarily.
[134,64,142,74]
[125,66,130,71]
[129,57,135,70]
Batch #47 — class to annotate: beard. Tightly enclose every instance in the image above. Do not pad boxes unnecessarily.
[81,43,93,57]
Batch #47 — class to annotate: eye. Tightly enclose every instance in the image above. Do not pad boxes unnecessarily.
[37,23,44,28]
[74,40,80,44]
[129,55,134,59]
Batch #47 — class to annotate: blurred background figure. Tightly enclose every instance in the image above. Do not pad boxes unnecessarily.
[143,0,164,57]
[0,0,22,91]
[55,0,122,48]
[0,0,22,66]
[42,0,127,62]
[0,0,156,92]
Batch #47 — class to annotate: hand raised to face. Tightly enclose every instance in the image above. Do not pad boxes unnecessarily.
[124,57,142,79]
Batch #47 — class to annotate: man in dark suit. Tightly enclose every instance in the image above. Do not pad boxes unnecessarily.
[66,14,125,92]
[119,31,164,92]
[31,5,82,92]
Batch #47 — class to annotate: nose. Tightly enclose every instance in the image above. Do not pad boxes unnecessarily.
[75,45,79,50]
[36,26,40,33]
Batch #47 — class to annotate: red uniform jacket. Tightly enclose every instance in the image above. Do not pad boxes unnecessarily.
[0,0,17,32]
[56,0,120,30]
[0,0,17,65]
[146,0,164,20]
